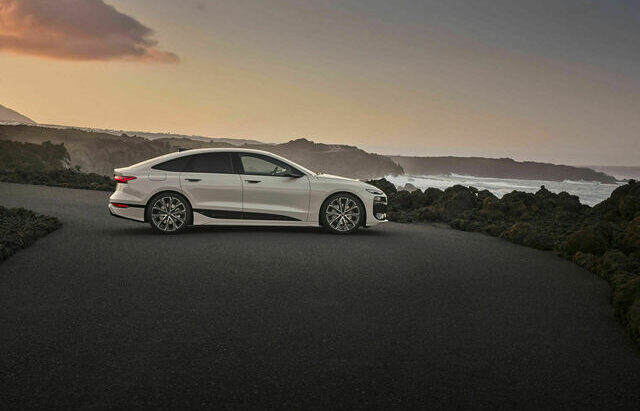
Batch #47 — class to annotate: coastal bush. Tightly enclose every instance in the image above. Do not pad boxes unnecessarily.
[0,169,115,191]
[561,227,609,256]
[0,140,116,191]
[368,178,640,346]
[0,140,69,171]
[0,206,61,262]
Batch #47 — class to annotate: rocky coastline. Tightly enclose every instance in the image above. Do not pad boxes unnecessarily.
[368,178,640,345]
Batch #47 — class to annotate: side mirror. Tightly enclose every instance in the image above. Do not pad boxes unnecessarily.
[286,170,304,178]
[273,166,304,178]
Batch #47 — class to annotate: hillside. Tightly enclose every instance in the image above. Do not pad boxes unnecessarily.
[588,166,640,181]
[392,156,617,184]
[0,140,69,171]
[249,138,404,179]
[0,104,35,125]
[0,125,402,179]
[0,125,174,175]
[1,124,620,183]
[37,124,265,146]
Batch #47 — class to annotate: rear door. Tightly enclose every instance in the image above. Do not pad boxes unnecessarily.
[236,153,310,221]
[179,152,243,217]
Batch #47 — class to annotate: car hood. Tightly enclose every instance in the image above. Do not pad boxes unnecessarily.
[315,173,359,183]
[314,173,384,193]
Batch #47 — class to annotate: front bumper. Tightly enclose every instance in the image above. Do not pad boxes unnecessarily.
[373,196,388,221]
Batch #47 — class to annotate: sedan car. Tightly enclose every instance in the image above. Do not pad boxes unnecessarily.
[108,148,387,234]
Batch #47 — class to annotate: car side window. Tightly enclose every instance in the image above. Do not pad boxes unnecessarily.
[239,154,292,176]
[183,153,234,174]
[152,155,192,172]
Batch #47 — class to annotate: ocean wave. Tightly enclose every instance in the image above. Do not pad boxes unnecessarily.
[384,174,625,206]
[562,179,616,185]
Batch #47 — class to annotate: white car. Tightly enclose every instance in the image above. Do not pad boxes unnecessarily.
[108,148,387,234]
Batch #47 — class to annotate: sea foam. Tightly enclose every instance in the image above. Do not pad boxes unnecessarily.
[385,174,623,206]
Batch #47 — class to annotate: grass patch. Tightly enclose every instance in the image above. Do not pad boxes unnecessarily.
[0,206,61,262]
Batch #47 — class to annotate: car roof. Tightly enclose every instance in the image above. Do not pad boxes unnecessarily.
[123,148,316,175]
[174,148,276,156]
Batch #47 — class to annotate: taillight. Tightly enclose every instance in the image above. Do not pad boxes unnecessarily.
[111,203,129,208]
[114,175,136,183]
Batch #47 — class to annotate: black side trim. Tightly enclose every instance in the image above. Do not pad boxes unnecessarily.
[194,209,243,219]
[194,209,300,221]
[243,212,299,221]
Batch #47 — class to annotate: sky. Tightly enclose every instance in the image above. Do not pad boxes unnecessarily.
[0,0,638,166]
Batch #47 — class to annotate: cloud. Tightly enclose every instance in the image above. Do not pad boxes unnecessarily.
[0,0,178,62]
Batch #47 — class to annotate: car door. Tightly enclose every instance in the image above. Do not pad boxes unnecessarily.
[179,152,243,218]
[236,153,310,221]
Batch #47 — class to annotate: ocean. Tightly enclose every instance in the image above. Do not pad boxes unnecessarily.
[384,174,625,207]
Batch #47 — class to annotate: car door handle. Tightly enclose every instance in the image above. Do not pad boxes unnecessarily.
[245,180,261,184]
[185,178,201,182]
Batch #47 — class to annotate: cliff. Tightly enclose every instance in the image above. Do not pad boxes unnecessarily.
[391,155,617,184]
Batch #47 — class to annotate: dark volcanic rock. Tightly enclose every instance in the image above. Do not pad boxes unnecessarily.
[368,178,397,195]
[401,183,419,192]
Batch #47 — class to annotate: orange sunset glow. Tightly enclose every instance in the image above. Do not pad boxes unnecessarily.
[1,0,638,165]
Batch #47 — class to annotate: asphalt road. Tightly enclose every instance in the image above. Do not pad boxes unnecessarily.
[1,182,640,410]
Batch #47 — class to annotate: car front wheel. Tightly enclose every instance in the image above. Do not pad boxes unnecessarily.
[320,193,363,234]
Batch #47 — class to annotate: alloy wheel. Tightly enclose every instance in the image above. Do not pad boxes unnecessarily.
[325,196,361,232]
[151,196,187,232]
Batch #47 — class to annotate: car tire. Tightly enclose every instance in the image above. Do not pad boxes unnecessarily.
[146,192,192,234]
[320,193,363,234]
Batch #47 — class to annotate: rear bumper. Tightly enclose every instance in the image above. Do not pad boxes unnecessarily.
[108,203,145,222]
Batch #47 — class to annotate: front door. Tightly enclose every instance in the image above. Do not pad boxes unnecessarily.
[236,153,310,221]
[179,152,243,218]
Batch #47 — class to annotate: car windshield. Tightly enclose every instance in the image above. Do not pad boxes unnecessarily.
[268,154,316,176]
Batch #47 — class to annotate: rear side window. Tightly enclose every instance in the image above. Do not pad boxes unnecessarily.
[152,156,192,172]
[184,153,234,174]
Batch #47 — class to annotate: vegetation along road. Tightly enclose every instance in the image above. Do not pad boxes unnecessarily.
[1,182,639,409]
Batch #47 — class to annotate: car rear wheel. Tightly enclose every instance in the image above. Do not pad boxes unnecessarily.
[146,193,191,234]
[320,193,363,234]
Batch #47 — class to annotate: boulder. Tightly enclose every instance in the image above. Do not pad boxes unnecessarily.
[366,178,397,195]
[401,183,420,192]
[442,185,477,215]
[423,187,443,205]
[556,191,583,213]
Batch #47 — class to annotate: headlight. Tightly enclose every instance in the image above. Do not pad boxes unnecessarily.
[366,188,384,195]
